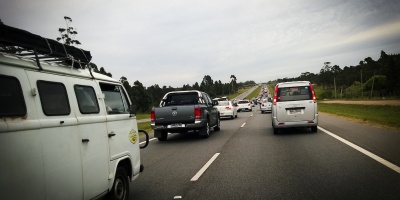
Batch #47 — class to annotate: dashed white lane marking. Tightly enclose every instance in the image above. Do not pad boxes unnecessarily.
[241,123,246,128]
[251,114,253,117]
[190,153,220,181]
[318,126,400,174]
[174,196,182,199]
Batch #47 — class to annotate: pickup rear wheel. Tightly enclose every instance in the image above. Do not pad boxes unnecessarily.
[157,131,168,141]
[200,121,210,138]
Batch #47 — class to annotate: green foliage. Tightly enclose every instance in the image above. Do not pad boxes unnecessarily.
[269,50,400,99]
[245,86,261,99]
[56,16,81,46]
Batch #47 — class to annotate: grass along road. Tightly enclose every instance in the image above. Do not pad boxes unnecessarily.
[318,103,400,131]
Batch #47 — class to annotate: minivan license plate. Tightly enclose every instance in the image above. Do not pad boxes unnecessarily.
[289,109,301,114]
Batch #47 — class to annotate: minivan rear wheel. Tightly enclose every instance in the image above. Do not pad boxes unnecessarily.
[311,126,318,133]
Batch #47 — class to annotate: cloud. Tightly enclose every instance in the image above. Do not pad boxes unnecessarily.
[1,0,400,87]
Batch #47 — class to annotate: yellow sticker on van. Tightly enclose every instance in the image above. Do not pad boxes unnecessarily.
[129,129,138,144]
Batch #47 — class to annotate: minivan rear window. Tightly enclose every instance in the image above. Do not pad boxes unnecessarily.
[0,75,26,116]
[278,86,311,102]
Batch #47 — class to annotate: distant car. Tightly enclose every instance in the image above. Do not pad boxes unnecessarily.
[215,101,238,119]
[237,100,252,112]
[271,81,318,134]
[260,97,272,113]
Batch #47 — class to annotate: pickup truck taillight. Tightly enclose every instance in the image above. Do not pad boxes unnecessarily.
[150,110,155,122]
[194,108,201,119]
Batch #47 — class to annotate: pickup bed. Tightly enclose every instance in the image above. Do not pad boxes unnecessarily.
[151,90,220,141]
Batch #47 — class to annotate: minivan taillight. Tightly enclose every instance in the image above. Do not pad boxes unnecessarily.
[194,108,201,119]
[309,83,317,103]
[150,110,155,122]
[273,85,278,105]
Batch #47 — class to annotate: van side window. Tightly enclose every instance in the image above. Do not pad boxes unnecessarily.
[74,85,100,114]
[37,81,71,116]
[0,75,26,117]
[99,83,129,114]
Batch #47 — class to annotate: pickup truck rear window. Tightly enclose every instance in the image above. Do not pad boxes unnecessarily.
[164,93,199,106]
[278,86,311,102]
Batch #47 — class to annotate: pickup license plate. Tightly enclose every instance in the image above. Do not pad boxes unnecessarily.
[168,123,185,128]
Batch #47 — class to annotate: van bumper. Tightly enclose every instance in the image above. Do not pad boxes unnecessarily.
[272,114,318,128]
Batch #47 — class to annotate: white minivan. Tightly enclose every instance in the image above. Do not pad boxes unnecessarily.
[271,81,318,134]
[0,23,148,200]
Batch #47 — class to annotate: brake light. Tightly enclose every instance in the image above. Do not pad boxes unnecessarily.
[225,106,231,110]
[248,103,251,106]
[309,83,317,103]
[273,85,278,105]
[194,108,201,119]
[150,110,155,122]
[262,103,264,106]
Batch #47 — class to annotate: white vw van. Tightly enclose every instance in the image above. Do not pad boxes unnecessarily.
[0,23,148,200]
[271,81,318,134]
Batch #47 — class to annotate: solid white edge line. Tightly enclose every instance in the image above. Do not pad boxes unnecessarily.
[241,123,246,128]
[318,126,400,174]
[139,133,173,145]
[190,153,220,181]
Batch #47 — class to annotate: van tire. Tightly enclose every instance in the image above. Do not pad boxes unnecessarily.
[311,126,318,133]
[157,131,168,141]
[109,167,129,200]
[200,121,210,138]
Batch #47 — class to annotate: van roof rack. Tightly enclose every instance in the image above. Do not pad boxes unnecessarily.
[0,22,92,70]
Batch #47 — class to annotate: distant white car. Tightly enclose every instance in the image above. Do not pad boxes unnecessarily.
[237,100,252,112]
[215,101,238,119]
[260,97,272,113]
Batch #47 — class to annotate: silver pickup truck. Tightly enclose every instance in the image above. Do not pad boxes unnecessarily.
[151,90,220,141]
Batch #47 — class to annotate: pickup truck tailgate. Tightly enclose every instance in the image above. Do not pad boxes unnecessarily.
[154,105,196,124]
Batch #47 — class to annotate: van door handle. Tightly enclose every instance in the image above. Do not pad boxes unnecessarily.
[108,132,116,138]
[82,139,90,143]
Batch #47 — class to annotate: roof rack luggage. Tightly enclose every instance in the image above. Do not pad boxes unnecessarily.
[0,22,92,70]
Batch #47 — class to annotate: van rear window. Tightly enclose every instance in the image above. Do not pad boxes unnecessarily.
[278,86,311,102]
[0,75,26,116]
[37,81,71,116]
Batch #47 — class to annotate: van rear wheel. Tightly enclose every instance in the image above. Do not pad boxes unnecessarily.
[108,167,129,200]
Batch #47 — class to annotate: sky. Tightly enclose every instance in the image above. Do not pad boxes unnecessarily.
[1,0,400,87]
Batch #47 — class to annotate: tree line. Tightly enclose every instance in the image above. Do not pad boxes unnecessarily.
[268,51,400,99]
[90,64,255,112]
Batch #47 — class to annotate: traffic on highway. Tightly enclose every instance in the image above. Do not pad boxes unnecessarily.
[133,86,400,200]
